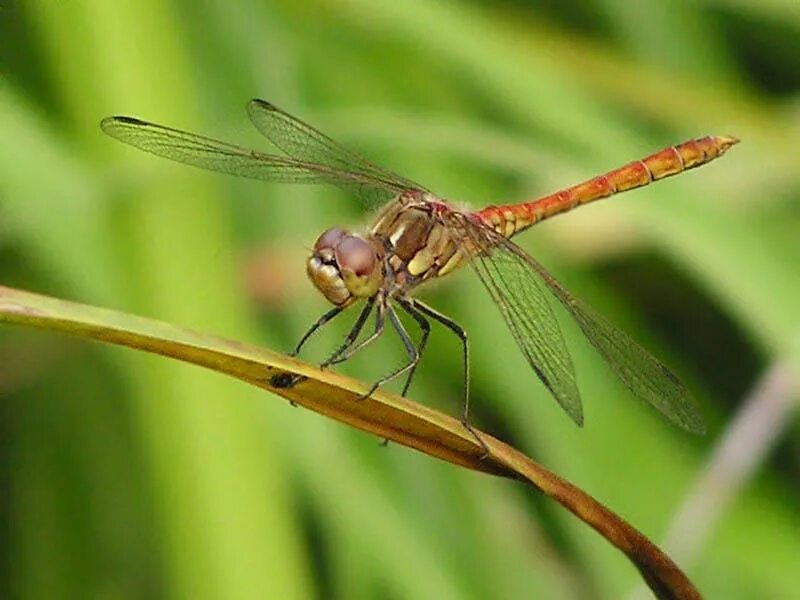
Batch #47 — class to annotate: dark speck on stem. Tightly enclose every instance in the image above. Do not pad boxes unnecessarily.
[270,372,305,389]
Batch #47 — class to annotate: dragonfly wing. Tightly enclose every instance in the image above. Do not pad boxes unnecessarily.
[453,213,705,434]
[100,116,406,203]
[247,99,432,197]
[517,249,706,434]
[446,213,584,425]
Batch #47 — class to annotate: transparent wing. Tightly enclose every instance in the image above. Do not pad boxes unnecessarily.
[446,213,584,426]
[100,115,413,204]
[246,99,431,197]
[449,212,705,434]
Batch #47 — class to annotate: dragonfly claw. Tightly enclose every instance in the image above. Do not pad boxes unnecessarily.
[460,418,490,460]
[357,382,380,401]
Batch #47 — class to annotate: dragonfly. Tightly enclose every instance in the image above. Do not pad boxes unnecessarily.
[101,99,738,439]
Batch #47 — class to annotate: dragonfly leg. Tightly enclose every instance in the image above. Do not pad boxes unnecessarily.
[359,301,419,400]
[406,298,488,458]
[320,296,376,367]
[373,298,431,448]
[406,299,470,419]
[325,296,385,367]
[395,297,432,397]
[290,305,345,357]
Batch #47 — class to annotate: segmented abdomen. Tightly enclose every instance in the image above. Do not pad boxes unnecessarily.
[475,135,739,238]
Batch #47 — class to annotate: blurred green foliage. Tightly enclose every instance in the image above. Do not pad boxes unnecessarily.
[1,1,798,598]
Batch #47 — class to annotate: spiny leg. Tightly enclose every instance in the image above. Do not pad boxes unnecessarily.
[408,299,470,418]
[409,298,488,457]
[360,301,419,400]
[279,305,346,401]
[325,296,386,367]
[376,297,431,448]
[396,296,431,397]
[320,296,376,367]
[290,305,344,357]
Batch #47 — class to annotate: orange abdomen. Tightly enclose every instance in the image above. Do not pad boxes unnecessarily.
[476,135,739,238]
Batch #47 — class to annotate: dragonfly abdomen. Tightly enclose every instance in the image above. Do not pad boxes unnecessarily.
[475,134,739,238]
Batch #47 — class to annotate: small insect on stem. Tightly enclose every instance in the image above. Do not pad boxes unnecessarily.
[270,372,305,389]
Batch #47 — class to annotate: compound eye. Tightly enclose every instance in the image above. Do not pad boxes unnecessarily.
[335,236,377,277]
[314,227,348,256]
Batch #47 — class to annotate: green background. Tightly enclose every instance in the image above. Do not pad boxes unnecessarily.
[1,1,798,598]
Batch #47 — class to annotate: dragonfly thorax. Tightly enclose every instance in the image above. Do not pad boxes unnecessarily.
[306,227,384,306]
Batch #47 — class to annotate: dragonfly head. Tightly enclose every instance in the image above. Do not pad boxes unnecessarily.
[307,227,383,306]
